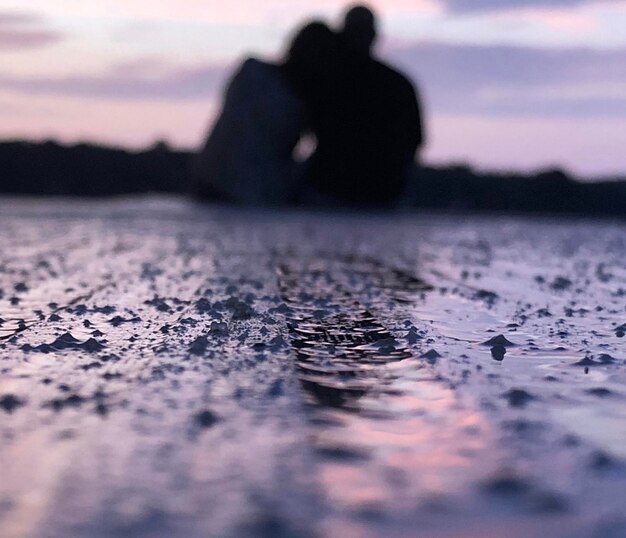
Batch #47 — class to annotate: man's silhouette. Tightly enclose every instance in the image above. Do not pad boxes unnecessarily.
[305,5,425,206]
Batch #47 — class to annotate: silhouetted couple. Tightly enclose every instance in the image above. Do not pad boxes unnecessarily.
[193,4,425,208]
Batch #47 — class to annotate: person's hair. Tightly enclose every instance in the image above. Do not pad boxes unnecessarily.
[341,4,377,54]
[283,21,337,96]
[285,20,335,68]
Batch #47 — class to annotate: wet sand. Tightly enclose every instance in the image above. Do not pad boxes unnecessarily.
[0,196,625,538]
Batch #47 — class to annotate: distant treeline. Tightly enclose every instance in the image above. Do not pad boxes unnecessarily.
[1,139,625,218]
[0,140,190,197]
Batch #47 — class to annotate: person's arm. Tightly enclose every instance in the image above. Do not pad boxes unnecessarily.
[408,82,425,163]
[397,79,423,165]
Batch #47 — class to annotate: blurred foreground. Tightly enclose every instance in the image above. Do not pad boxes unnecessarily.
[0,196,625,537]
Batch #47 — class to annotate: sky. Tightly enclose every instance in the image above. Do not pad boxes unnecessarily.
[1,0,625,177]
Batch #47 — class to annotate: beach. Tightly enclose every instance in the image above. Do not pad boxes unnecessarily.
[0,196,625,537]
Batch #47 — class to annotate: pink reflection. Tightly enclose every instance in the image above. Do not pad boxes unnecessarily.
[313,376,493,524]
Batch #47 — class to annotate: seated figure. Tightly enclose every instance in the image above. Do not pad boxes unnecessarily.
[192,22,336,206]
[305,6,426,207]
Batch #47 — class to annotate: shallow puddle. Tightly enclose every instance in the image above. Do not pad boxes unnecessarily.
[0,198,625,537]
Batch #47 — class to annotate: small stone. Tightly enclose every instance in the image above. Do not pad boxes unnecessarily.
[208,321,229,337]
[420,349,442,363]
[597,354,618,364]
[0,394,26,413]
[491,345,506,362]
[188,336,208,356]
[83,338,105,353]
[502,389,536,408]
[406,328,422,345]
[551,277,572,291]
[225,297,255,320]
[590,451,616,471]
[572,356,597,367]
[268,380,284,397]
[482,335,516,347]
[586,388,614,398]
[481,472,531,496]
[47,394,86,412]
[107,316,140,327]
[194,298,212,314]
[194,410,219,428]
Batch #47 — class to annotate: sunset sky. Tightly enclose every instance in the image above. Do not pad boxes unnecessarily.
[1,0,625,177]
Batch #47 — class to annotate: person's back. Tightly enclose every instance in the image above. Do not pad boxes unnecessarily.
[193,22,337,206]
[193,57,304,204]
[309,54,422,204]
[306,6,424,206]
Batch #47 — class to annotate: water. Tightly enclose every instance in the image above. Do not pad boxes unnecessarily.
[0,196,625,537]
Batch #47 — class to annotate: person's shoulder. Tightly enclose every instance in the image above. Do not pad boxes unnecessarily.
[231,57,281,85]
[244,56,278,68]
[238,56,276,75]
[373,59,415,90]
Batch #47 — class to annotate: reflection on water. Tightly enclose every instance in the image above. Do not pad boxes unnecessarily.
[278,240,626,537]
[553,407,626,459]
[305,355,505,538]
[3,203,626,538]
[278,257,499,536]
[279,261,412,412]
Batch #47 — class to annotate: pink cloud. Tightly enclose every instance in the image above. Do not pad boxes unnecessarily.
[425,114,626,177]
[441,0,623,12]
[0,10,63,51]
[0,60,227,100]
[23,0,440,24]
[491,6,599,31]
[2,88,624,176]
[389,42,626,117]
[0,91,216,149]
[0,29,62,50]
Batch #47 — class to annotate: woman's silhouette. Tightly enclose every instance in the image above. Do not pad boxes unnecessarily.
[192,22,336,205]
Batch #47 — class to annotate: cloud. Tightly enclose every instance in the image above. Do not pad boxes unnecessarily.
[1,42,625,119]
[389,42,626,117]
[0,13,42,25]
[22,0,439,24]
[0,59,228,100]
[0,10,64,51]
[441,0,622,12]
[0,101,19,114]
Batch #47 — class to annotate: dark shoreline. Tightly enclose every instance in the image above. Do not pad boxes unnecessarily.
[1,139,625,218]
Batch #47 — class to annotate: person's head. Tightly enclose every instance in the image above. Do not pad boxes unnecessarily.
[341,4,377,55]
[285,20,336,70]
[284,21,337,94]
